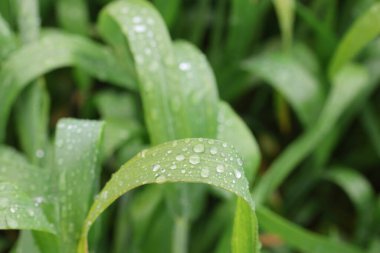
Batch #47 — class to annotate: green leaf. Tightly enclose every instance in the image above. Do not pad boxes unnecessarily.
[253,64,370,204]
[273,0,295,49]
[257,206,364,253]
[11,231,41,253]
[324,166,375,242]
[232,197,259,253]
[15,0,39,43]
[329,3,380,77]
[225,0,269,62]
[244,50,324,127]
[15,82,50,166]
[0,12,17,60]
[57,0,89,35]
[0,31,136,142]
[173,41,219,138]
[0,146,50,197]
[0,182,54,233]
[98,0,218,145]
[217,101,261,182]
[54,119,104,253]
[78,138,258,253]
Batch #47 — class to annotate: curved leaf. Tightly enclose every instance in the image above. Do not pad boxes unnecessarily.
[244,50,324,127]
[98,0,218,144]
[324,166,375,241]
[78,138,258,253]
[253,64,369,204]
[329,3,380,77]
[0,31,136,142]
[57,0,89,35]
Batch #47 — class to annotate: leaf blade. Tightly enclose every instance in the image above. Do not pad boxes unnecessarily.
[78,138,258,253]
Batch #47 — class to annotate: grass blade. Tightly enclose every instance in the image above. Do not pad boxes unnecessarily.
[324,166,375,243]
[98,0,218,144]
[0,31,136,142]
[78,138,258,253]
[257,206,364,253]
[54,119,104,253]
[15,82,50,166]
[329,3,380,77]
[273,0,295,50]
[253,64,369,204]
[57,0,89,35]
[244,50,324,127]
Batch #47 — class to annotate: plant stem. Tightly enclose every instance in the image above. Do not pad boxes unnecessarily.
[172,216,189,253]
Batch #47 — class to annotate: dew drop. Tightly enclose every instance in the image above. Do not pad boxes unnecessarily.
[237,158,243,166]
[152,164,161,172]
[134,24,146,33]
[170,164,177,170]
[132,16,142,23]
[10,206,16,213]
[193,144,205,153]
[28,209,35,217]
[179,62,191,71]
[35,149,45,158]
[101,191,109,199]
[222,143,228,148]
[189,155,200,165]
[34,196,44,207]
[155,175,166,184]
[200,168,210,178]
[216,164,225,173]
[176,154,185,161]
[210,147,218,155]
[234,169,242,179]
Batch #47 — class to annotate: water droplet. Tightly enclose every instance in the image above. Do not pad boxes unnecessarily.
[10,206,16,213]
[210,147,218,155]
[101,191,108,199]
[140,149,147,158]
[176,154,185,161]
[201,168,209,178]
[152,164,161,172]
[234,169,242,179]
[193,144,205,153]
[134,24,146,33]
[35,149,45,158]
[189,155,200,165]
[34,196,44,206]
[132,16,142,23]
[155,175,166,183]
[216,164,225,173]
[170,164,177,170]
[222,143,228,148]
[237,158,243,166]
[28,209,35,217]
[179,62,191,71]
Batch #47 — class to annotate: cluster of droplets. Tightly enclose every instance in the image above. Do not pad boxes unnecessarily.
[136,139,246,192]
